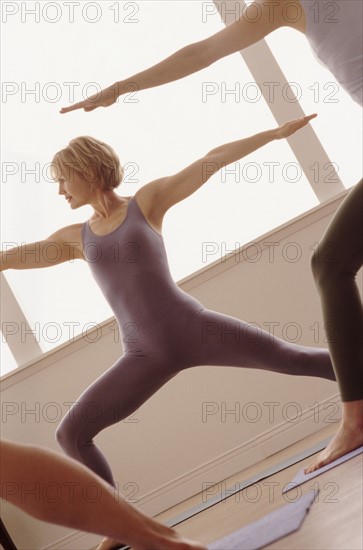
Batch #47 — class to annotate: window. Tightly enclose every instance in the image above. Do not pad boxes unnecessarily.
[1,1,361,374]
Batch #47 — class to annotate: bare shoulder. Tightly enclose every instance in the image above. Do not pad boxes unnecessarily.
[47,223,85,260]
[134,182,166,235]
[254,0,306,32]
[273,0,306,32]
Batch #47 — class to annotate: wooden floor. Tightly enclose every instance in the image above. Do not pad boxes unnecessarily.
[155,424,363,549]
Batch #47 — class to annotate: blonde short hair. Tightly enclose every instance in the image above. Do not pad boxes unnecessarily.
[51,136,124,190]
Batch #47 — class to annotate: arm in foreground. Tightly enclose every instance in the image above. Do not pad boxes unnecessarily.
[0,440,206,550]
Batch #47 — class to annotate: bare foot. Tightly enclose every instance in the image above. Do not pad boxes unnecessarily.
[96,537,125,550]
[304,400,363,474]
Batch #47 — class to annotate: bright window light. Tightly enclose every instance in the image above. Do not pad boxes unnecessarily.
[1,1,358,371]
[266,28,362,187]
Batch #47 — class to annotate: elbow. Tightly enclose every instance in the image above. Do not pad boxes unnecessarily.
[188,40,216,70]
[202,153,223,182]
[205,150,223,165]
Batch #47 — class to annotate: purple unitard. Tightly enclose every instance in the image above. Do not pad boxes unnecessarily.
[56,196,335,485]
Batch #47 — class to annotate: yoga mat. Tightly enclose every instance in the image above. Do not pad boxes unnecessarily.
[208,489,318,550]
[283,445,363,494]
[114,438,333,550]
[165,437,331,527]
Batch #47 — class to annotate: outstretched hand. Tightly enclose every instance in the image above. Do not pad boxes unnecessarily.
[276,113,317,139]
[60,83,119,114]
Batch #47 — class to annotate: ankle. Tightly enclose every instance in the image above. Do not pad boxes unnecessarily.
[341,414,363,430]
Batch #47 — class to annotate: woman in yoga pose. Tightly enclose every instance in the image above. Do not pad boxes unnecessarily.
[1,115,336,550]
[60,0,363,474]
[0,439,207,550]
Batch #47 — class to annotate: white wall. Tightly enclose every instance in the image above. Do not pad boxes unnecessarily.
[1,191,359,549]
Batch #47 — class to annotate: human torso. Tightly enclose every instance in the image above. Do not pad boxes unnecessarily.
[81,195,203,353]
[64,192,164,261]
[298,0,363,106]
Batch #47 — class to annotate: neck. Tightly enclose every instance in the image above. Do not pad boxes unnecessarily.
[90,190,128,219]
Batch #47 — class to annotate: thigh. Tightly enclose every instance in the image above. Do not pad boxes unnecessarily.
[186,308,286,371]
[317,178,363,270]
[63,354,177,439]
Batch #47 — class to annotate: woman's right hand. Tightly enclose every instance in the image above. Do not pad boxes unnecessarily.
[60,83,120,114]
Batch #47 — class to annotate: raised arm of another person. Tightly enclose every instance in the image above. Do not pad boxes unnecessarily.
[60,0,299,113]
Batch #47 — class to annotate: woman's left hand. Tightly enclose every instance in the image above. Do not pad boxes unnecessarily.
[276,113,317,139]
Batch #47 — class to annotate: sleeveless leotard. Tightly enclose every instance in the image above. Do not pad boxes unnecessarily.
[56,196,336,485]
[82,197,204,357]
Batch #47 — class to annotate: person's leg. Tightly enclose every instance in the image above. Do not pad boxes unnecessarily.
[310,179,363,399]
[305,179,363,472]
[185,308,336,380]
[56,354,176,486]
[56,354,178,550]
[0,439,206,550]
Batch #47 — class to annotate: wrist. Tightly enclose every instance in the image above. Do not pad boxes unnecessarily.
[0,258,8,272]
[269,128,280,141]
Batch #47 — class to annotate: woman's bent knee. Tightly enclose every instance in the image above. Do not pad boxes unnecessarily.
[310,246,351,290]
[55,421,69,450]
[55,417,80,455]
[311,247,328,287]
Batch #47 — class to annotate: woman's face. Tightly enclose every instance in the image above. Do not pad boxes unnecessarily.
[58,169,93,209]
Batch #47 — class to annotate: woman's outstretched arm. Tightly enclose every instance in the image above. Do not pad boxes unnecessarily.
[139,114,316,219]
[0,440,206,550]
[0,225,84,271]
[60,0,293,114]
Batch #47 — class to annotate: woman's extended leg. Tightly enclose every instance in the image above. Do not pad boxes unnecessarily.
[56,353,177,486]
[185,308,336,381]
[305,179,363,472]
